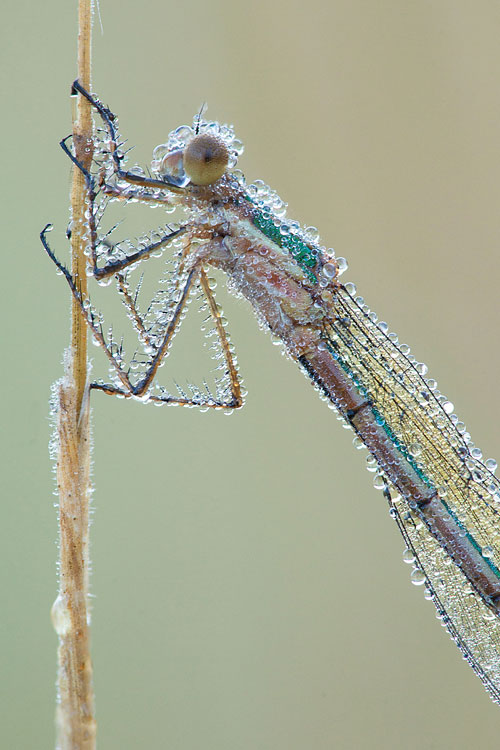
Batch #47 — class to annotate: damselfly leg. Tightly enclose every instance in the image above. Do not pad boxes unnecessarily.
[41,82,243,409]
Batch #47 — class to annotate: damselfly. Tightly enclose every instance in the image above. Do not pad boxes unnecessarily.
[42,81,500,704]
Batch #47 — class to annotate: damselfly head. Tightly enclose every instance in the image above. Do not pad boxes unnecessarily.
[183,133,229,185]
[151,115,244,188]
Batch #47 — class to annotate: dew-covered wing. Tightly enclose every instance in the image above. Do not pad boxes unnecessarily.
[323,283,500,702]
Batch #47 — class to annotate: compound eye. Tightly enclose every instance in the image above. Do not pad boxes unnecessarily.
[183,133,229,185]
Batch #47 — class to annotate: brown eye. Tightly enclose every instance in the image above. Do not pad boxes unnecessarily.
[183,133,229,185]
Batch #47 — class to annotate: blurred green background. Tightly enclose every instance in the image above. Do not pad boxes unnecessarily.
[3,1,500,747]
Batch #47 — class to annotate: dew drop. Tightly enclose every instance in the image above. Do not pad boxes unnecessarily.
[483,610,496,622]
[416,362,428,376]
[336,257,348,275]
[411,569,426,586]
[51,594,71,636]
[304,226,320,242]
[322,262,337,279]
[409,442,422,457]
[402,548,416,564]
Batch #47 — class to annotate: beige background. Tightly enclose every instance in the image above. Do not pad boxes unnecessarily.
[3,1,500,747]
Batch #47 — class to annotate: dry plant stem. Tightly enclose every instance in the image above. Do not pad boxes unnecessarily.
[54,376,95,749]
[52,0,96,748]
[71,0,93,399]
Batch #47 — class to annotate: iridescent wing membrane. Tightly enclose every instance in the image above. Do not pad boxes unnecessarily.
[324,284,500,700]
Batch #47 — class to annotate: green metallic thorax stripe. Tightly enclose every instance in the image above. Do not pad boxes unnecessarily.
[242,195,319,283]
